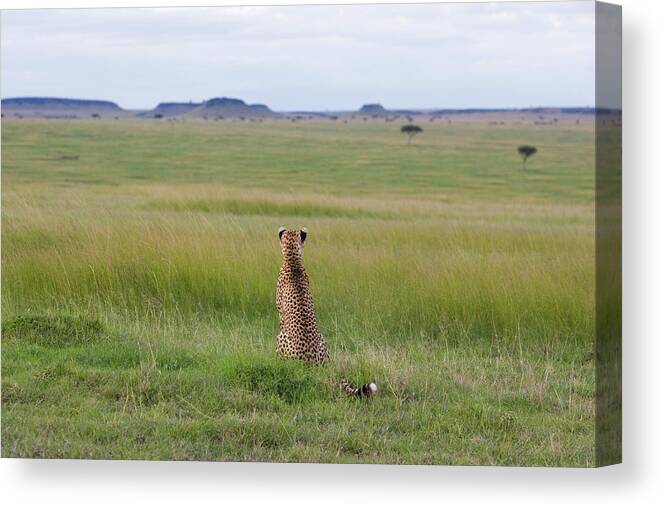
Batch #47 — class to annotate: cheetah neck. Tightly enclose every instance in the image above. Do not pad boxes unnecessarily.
[282,252,305,274]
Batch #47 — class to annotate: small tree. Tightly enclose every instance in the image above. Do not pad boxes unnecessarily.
[401,124,423,145]
[517,145,537,169]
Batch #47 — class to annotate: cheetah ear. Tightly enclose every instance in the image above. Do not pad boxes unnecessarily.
[300,227,308,243]
[278,226,286,241]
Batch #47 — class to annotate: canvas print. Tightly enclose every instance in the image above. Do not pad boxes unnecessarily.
[0,1,621,466]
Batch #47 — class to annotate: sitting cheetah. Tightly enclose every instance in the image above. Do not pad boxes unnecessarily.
[276,227,377,397]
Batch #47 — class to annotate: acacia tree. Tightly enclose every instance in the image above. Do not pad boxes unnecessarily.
[517,145,538,169]
[401,124,423,145]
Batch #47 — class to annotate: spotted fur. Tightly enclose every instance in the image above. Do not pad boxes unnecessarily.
[276,227,376,397]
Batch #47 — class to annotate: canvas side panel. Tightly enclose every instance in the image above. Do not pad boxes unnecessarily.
[595,1,622,467]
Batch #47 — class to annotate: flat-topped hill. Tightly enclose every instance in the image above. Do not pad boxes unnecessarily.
[188,97,278,118]
[140,102,202,118]
[1,97,127,118]
[2,97,122,109]
[358,103,389,116]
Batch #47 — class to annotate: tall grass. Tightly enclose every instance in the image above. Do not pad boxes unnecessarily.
[3,196,593,350]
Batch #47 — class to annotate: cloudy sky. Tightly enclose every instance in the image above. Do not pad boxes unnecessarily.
[0,2,595,111]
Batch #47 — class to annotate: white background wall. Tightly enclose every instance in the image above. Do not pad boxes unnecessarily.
[1,1,658,505]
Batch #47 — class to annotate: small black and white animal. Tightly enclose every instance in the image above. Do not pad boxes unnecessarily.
[276,226,377,397]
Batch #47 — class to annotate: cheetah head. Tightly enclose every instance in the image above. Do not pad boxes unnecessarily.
[278,226,307,261]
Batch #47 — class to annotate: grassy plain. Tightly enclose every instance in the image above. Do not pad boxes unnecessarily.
[1,118,596,465]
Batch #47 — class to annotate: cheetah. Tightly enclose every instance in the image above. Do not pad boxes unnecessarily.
[276,227,377,397]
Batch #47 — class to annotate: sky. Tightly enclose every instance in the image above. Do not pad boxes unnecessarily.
[0,2,596,111]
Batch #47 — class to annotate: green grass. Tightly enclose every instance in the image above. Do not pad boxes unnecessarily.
[1,118,596,465]
[2,315,108,346]
[147,197,393,219]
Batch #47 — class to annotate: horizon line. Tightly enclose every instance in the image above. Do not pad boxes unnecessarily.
[1,95,598,113]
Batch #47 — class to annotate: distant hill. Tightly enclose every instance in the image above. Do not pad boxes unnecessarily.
[138,101,202,118]
[0,96,279,120]
[428,107,597,116]
[187,97,278,118]
[358,103,389,116]
[1,96,600,121]
[1,97,127,118]
[355,103,424,117]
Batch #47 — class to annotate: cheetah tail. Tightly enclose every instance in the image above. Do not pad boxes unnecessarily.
[340,379,377,397]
